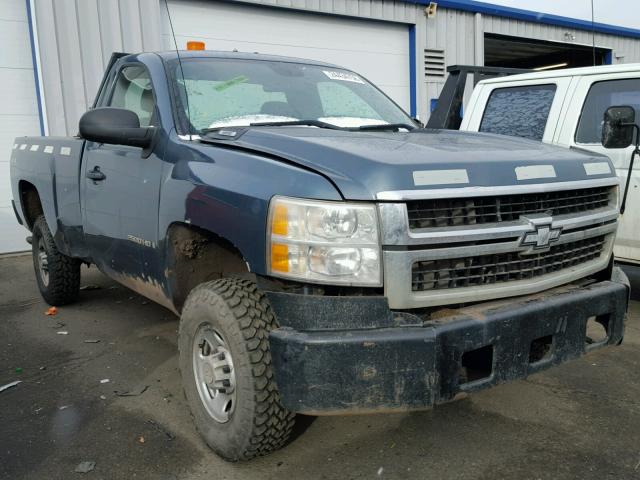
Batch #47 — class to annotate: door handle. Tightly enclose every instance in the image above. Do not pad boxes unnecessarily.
[86,166,106,182]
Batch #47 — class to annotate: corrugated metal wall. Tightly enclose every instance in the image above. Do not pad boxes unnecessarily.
[423,7,640,112]
[32,0,163,136]
[224,0,420,22]
[31,0,640,135]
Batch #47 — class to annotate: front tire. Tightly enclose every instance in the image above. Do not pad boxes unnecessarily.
[31,215,81,305]
[178,278,295,461]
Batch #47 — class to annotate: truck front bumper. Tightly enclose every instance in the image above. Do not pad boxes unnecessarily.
[267,268,629,415]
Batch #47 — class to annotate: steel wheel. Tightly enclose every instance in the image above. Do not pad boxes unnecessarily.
[179,278,295,460]
[30,215,80,305]
[193,324,236,423]
[37,236,50,287]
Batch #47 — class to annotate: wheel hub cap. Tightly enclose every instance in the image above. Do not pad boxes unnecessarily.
[193,325,236,423]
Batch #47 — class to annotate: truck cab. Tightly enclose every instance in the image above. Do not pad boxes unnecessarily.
[460,64,640,263]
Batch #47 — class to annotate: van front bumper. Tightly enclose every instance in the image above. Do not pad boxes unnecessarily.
[267,268,629,415]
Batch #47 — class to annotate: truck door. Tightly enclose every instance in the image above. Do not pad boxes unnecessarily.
[82,63,164,292]
[562,76,640,264]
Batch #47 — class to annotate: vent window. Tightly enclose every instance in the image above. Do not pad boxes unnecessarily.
[424,49,445,78]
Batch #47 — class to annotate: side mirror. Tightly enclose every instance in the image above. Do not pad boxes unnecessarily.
[602,105,636,149]
[79,107,155,149]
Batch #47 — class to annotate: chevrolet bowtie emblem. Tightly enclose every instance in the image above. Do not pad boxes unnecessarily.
[521,224,562,249]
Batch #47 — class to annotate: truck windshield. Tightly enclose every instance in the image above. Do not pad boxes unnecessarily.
[169,57,413,133]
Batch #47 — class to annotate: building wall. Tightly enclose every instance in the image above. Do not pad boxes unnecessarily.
[30,0,640,135]
[423,7,640,114]
[0,0,41,252]
[32,0,163,136]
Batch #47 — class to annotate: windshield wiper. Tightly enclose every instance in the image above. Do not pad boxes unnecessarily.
[249,120,345,130]
[354,123,417,132]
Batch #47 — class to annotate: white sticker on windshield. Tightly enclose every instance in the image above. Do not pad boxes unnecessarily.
[584,162,611,175]
[323,70,364,84]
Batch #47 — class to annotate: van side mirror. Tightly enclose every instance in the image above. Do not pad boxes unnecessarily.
[602,106,636,149]
[601,106,640,215]
[79,107,155,150]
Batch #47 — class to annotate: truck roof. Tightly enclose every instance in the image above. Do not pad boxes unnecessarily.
[476,62,640,85]
[147,50,343,69]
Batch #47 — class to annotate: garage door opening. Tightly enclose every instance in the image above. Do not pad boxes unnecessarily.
[485,34,611,70]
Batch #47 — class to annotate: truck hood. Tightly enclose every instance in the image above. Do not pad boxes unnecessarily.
[201,128,617,200]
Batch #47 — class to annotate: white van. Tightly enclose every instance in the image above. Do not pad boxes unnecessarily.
[460,64,640,264]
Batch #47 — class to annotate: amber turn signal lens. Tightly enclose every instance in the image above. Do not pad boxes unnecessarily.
[271,204,288,236]
[186,41,205,50]
[271,243,289,272]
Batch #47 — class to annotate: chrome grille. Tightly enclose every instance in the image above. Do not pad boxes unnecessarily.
[378,179,619,309]
[406,186,612,229]
[411,236,606,292]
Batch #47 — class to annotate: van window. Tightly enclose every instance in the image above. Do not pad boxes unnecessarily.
[479,84,556,141]
[575,78,640,144]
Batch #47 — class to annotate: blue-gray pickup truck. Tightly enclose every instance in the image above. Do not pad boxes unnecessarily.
[9,50,630,461]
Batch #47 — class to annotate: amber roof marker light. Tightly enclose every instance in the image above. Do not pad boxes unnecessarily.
[187,41,206,51]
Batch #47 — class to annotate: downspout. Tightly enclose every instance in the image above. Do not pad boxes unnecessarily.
[25,0,48,136]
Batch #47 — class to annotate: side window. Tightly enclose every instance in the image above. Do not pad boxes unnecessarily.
[109,65,155,127]
[575,78,640,144]
[479,84,557,141]
[94,67,118,108]
[317,82,381,121]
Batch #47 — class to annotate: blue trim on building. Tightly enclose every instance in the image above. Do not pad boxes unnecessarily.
[399,0,640,39]
[25,0,45,136]
[408,25,417,117]
[604,50,613,65]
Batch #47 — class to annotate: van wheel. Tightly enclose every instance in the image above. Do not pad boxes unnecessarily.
[179,278,295,461]
[31,215,81,306]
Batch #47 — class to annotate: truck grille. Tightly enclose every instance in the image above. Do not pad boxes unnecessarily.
[407,186,612,229]
[411,235,606,292]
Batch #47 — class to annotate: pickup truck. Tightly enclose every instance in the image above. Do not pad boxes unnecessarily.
[458,64,640,264]
[10,50,631,461]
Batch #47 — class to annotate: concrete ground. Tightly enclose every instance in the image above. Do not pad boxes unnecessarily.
[1,254,639,480]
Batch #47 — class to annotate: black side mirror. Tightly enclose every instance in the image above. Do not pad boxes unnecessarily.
[601,106,640,215]
[602,105,636,149]
[79,107,155,150]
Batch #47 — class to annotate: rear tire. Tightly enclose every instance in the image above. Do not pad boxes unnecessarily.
[31,215,81,305]
[178,278,295,461]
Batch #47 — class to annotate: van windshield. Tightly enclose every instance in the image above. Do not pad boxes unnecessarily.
[169,57,413,133]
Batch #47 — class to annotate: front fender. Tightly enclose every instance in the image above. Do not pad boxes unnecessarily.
[158,137,342,274]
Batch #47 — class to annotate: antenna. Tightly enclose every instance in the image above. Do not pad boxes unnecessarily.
[164,0,192,139]
[590,0,596,65]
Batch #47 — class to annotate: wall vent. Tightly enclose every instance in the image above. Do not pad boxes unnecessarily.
[424,49,445,78]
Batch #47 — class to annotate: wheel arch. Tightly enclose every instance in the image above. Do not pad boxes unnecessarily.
[17,179,60,238]
[165,222,251,312]
[18,180,44,230]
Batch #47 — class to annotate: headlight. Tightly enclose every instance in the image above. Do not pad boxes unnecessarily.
[267,196,381,286]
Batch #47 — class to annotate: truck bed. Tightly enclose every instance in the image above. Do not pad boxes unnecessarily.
[10,137,86,256]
